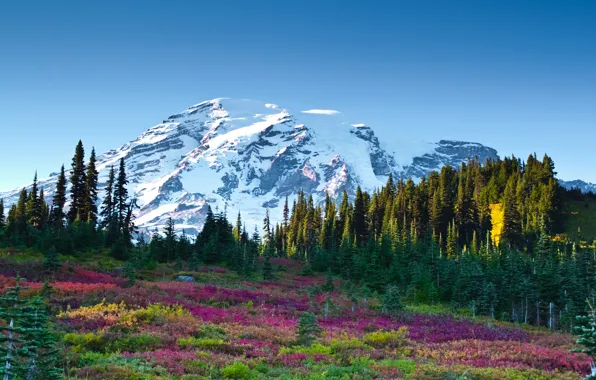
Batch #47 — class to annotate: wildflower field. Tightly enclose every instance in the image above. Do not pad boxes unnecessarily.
[0,255,591,379]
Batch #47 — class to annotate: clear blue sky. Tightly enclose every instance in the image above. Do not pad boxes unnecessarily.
[1,0,595,191]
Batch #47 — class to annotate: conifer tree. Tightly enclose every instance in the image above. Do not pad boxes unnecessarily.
[446,220,458,258]
[574,301,596,379]
[163,217,176,263]
[296,312,322,346]
[263,208,271,245]
[19,296,62,380]
[113,158,129,232]
[50,166,67,228]
[99,166,115,230]
[502,175,522,248]
[42,246,61,274]
[38,189,49,229]
[83,148,99,226]
[16,189,27,220]
[0,275,29,380]
[68,140,86,223]
[123,255,137,287]
[262,254,273,281]
[189,246,201,272]
[353,186,367,246]
[322,268,334,292]
[25,173,42,228]
[382,285,404,315]
[0,199,5,230]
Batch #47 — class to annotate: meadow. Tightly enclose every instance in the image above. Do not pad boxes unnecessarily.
[0,253,592,380]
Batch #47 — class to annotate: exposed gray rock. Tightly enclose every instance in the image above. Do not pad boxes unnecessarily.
[175,275,196,282]
[0,98,534,237]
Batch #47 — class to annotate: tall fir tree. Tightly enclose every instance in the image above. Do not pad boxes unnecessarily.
[19,296,63,380]
[25,173,42,228]
[0,275,29,380]
[502,175,522,248]
[50,165,67,228]
[113,158,129,232]
[68,140,86,223]
[99,166,116,229]
[0,199,5,230]
[83,148,99,226]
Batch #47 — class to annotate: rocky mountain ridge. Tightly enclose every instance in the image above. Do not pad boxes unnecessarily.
[0,98,500,234]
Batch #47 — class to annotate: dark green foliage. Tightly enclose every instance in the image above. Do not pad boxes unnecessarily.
[262,255,273,281]
[0,276,62,380]
[0,198,5,230]
[19,296,62,380]
[0,143,594,334]
[114,158,129,232]
[296,312,322,346]
[42,246,61,274]
[109,236,129,261]
[574,301,596,379]
[322,269,334,292]
[382,285,404,315]
[574,302,596,356]
[50,166,67,228]
[25,173,42,229]
[99,166,115,230]
[68,140,86,223]
[83,148,99,226]
[163,217,176,263]
[0,275,28,379]
[123,255,137,287]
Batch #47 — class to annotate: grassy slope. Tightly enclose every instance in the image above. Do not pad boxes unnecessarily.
[562,195,596,243]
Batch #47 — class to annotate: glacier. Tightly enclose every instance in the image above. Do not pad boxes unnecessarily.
[0,98,500,235]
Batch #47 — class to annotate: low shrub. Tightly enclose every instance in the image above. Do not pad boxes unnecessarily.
[363,327,410,349]
[64,332,107,353]
[221,361,254,379]
[178,337,226,350]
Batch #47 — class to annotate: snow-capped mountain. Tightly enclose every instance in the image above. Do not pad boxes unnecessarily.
[559,179,596,194]
[0,98,499,234]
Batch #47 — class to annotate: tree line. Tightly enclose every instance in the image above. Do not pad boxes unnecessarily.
[1,142,596,331]
[0,140,137,260]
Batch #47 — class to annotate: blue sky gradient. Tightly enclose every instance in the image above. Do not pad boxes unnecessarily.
[1,0,595,190]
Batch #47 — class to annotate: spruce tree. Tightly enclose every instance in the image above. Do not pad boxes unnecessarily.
[68,140,86,223]
[16,189,27,221]
[262,254,273,281]
[382,285,404,315]
[353,186,367,246]
[0,275,29,380]
[19,296,62,380]
[50,166,67,228]
[39,189,49,229]
[113,158,129,232]
[99,166,115,230]
[83,148,99,226]
[322,268,334,292]
[502,175,522,248]
[25,173,42,228]
[163,217,176,263]
[574,301,596,379]
[42,246,61,274]
[123,254,137,287]
[0,199,5,230]
[296,312,322,346]
[189,247,201,272]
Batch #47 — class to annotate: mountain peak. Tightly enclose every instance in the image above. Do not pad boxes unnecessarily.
[0,98,500,235]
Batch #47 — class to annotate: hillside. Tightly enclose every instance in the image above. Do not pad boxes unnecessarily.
[561,193,596,243]
[0,250,590,379]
